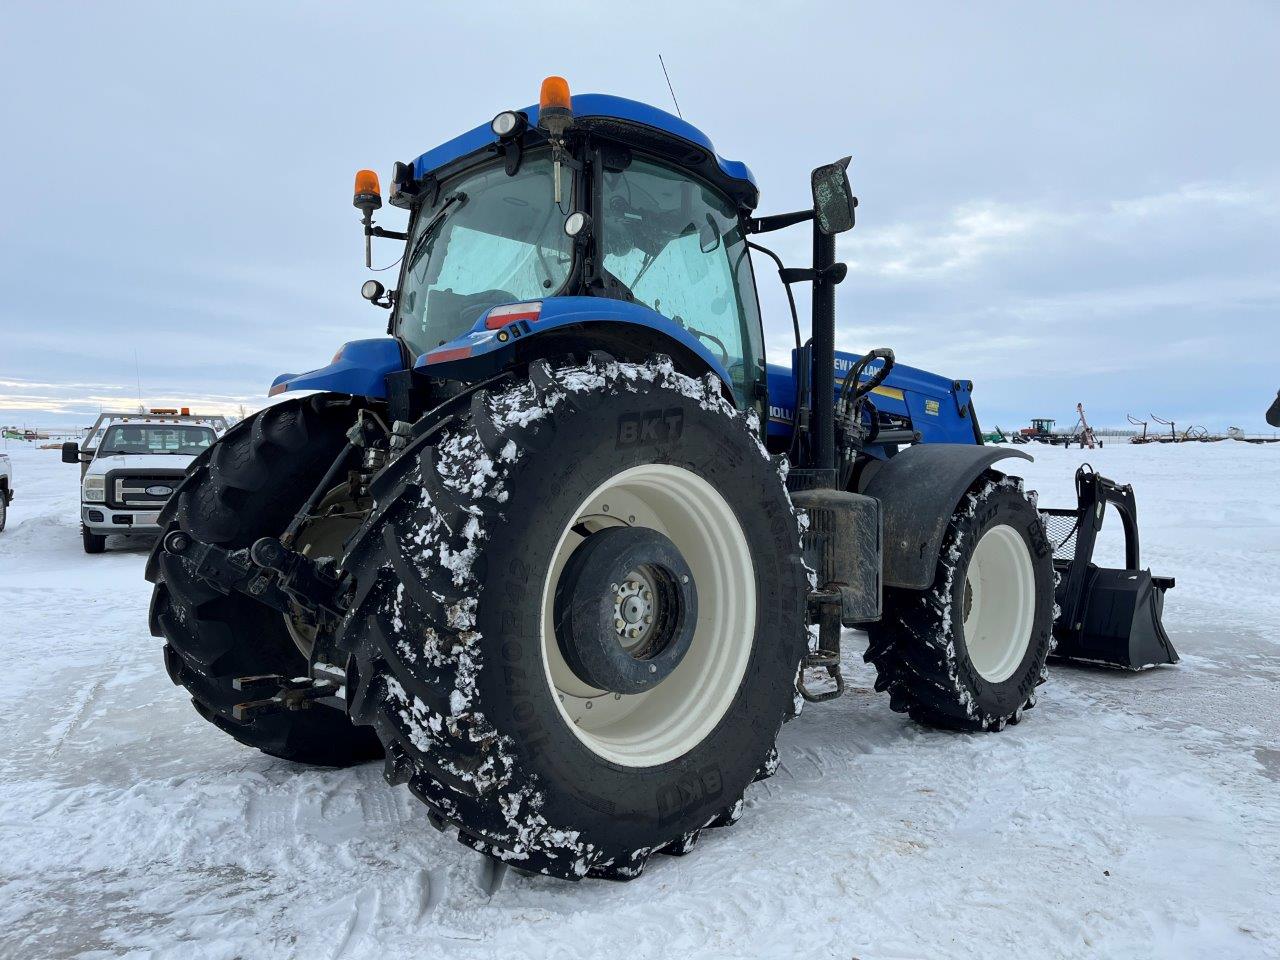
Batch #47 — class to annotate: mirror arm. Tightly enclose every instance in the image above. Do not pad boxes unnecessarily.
[746,209,815,234]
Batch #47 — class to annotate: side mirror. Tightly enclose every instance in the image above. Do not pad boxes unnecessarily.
[61,441,79,464]
[811,156,857,235]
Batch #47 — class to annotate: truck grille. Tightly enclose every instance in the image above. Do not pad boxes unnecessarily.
[106,470,187,510]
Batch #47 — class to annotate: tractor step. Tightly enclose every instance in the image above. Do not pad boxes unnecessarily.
[798,597,846,703]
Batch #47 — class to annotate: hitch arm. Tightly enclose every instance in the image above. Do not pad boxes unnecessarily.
[161,530,352,621]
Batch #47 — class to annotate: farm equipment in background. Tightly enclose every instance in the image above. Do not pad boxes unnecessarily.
[983,425,1008,443]
[145,77,1177,883]
[1152,413,1179,442]
[1014,418,1066,445]
[1071,403,1099,449]
[1269,391,1280,428]
[1127,414,1152,444]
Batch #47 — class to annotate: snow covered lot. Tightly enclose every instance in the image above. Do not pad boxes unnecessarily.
[1,440,1276,960]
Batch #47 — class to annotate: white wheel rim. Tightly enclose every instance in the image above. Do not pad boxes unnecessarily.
[962,523,1035,684]
[540,464,756,767]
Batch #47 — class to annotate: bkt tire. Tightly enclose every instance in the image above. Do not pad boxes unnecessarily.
[864,473,1054,731]
[338,357,809,880]
[146,395,382,767]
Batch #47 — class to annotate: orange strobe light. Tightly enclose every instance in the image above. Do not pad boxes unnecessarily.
[353,169,382,211]
[538,76,573,135]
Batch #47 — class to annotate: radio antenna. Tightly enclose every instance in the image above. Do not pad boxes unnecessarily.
[658,54,683,119]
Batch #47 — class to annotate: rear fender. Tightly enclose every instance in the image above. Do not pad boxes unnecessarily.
[860,444,1033,590]
[414,296,735,395]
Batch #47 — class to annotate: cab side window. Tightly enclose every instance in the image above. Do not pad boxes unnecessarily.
[600,158,764,405]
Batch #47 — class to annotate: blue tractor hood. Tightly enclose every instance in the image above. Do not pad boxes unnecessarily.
[406,93,759,210]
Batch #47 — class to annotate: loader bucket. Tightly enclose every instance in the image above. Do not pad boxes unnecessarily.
[1040,466,1178,670]
[1052,566,1178,669]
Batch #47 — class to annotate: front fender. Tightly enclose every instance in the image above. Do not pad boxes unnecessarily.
[860,444,1033,590]
[270,338,406,400]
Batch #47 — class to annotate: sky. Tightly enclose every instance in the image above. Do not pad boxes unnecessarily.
[1,1,1277,432]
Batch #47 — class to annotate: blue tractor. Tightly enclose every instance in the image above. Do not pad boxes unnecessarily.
[147,77,1176,881]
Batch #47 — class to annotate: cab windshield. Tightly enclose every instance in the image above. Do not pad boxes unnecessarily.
[99,424,216,455]
[395,150,574,358]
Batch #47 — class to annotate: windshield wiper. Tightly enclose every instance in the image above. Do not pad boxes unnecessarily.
[406,191,468,273]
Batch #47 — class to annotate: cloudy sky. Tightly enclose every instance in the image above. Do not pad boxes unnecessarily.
[2,1,1276,432]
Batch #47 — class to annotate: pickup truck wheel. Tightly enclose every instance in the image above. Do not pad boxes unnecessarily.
[81,525,105,554]
[0,493,7,533]
[147,395,382,767]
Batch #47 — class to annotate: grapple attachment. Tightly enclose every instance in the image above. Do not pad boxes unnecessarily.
[1040,466,1178,670]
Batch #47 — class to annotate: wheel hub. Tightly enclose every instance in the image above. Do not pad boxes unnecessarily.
[614,572,657,649]
[554,526,698,694]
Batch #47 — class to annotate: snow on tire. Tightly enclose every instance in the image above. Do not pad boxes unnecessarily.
[336,355,809,880]
[864,473,1055,732]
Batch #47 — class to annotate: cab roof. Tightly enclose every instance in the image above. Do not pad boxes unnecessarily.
[410,93,759,210]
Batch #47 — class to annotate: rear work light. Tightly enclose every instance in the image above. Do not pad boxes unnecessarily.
[484,301,542,330]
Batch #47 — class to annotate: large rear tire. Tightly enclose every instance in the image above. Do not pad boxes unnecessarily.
[338,357,809,879]
[147,395,382,767]
[864,474,1054,731]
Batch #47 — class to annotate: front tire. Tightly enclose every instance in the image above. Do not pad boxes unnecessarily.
[339,357,809,879]
[82,525,105,554]
[864,473,1054,731]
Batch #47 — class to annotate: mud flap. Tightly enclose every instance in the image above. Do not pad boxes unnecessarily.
[1040,465,1178,670]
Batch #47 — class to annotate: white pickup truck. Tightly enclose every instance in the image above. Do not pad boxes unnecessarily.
[0,451,11,533]
[63,410,229,554]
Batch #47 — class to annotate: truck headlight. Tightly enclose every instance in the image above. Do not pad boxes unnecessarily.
[83,476,106,502]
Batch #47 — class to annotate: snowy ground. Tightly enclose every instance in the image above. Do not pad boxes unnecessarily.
[1,439,1277,960]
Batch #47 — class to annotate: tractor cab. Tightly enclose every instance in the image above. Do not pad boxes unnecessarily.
[342,81,771,420]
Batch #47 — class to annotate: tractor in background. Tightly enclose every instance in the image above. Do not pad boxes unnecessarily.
[147,77,1177,882]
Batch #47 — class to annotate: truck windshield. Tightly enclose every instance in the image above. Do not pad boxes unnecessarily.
[395,150,575,358]
[99,424,216,455]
